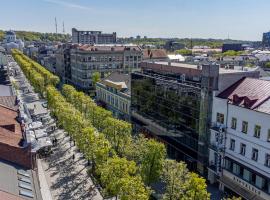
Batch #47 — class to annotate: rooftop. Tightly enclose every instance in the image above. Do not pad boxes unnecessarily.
[0,96,17,110]
[0,159,40,200]
[0,85,13,96]
[148,61,259,74]
[217,77,270,114]
[100,72,130,95]
[143,49,168,60]
[74,44,141,52]
[0,105,21,136]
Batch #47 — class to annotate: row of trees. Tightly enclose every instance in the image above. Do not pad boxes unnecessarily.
[61,84,210,199]
[47,86,149,199]
[14,51,210,199]
[12,49,59,95]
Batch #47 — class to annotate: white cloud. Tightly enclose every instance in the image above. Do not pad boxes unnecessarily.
[43,0,92,11]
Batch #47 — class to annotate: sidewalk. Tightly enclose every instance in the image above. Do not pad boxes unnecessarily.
[41,129,103,200]
[37,159,53,200]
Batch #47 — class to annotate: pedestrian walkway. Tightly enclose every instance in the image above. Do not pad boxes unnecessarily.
[37,159,53,200]
[41,129,103,200]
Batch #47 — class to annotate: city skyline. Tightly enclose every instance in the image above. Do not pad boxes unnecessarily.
[1,0,270,41]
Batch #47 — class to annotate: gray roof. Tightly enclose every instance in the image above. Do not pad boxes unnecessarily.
[0,159,41,200]
[0,85,13,96]
[101,72,130,94]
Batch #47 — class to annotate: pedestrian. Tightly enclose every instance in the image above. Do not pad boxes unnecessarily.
[72,154,75,161]
[55,138,57,145]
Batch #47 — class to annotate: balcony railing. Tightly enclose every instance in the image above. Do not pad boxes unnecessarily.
[210,122,226,132]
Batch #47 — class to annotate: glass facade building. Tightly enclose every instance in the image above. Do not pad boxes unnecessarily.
[131,63,219,175]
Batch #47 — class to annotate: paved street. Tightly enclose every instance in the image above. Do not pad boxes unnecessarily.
[41,129,103,200]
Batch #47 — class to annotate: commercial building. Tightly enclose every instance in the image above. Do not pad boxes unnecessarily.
[131,61,259,176]
[69,44,142,91]
[96,72,130,121]
[208,78,270,200]
[262,32,270,48]
[222,43,243,53]
[72,28,117,44]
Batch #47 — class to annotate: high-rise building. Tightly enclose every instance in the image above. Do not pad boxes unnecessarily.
[72,28,117,44]
[131,61,260,176]
[262,32,270,47]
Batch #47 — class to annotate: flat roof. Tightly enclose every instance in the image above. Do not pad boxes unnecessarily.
[151,61,258,74]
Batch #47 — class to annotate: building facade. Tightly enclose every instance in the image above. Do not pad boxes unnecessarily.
[72,28,117,44]
[131,61,260,176]
[262,32,270,48]
[69,44,142,91]
[96,72,130,121]
[208,78,270,200]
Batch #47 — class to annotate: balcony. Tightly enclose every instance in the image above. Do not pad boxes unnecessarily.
[210,122,226,132]
[209,142,225,152]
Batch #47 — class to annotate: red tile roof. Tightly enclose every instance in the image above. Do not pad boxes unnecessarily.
[217,77,270,113]
[0,96,17,111]
[143,49,168,59]
[0,105,21,135]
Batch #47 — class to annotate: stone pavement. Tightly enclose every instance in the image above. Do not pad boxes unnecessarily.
[41,129,103,200]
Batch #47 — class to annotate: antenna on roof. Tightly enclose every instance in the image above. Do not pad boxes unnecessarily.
[63,21,65,34]
[55,17,58,34]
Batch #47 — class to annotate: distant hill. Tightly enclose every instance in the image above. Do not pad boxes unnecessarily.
[119,37,258,48]
[0,30,70,42]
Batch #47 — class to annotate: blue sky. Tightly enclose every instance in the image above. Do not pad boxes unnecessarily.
[1,0,270,40]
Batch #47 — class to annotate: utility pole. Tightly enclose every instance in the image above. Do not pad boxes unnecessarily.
[55,17,58,34]
[63,21,65,34]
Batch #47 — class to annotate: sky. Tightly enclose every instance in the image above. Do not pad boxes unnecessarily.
[1,0,270,41]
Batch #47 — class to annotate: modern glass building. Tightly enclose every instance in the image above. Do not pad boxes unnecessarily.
[131,61,260,176]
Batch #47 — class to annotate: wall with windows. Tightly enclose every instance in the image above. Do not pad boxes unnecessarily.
[96,83,130,121]
[209,95,270,198]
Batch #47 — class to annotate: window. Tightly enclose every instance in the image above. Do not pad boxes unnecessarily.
[230,139,235,151]
[240,143,246,156]
[216,113,224,124]
[265,154,270,167]
[268,130,270,142]
[243,169,251,181]
[231,117,237,129]
[252,148,258,161]
[242,121,248,134]
[232,163,240,175]
[254,125,261,138]
[255,175,265,189]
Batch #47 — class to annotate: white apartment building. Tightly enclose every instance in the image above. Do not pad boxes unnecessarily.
[208,77,270,200]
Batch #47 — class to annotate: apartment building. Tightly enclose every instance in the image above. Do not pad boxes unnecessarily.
[131,61,259,176]
[96,72,130,121]
[208,78,270,200]
[72,28,117,44]
[69,44,142,91]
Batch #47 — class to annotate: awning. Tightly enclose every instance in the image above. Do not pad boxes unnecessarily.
[219,176,265,200]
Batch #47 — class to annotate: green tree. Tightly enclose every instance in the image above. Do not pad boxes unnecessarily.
[92,71,101,87]
[102,117,132,156]
[118,176,150,200]
[97,157,137,197]
[162,159,189,200]
[162,159,210,200]
[265,62,270,68]
[126,135,166,186]
[175,49,192,56]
